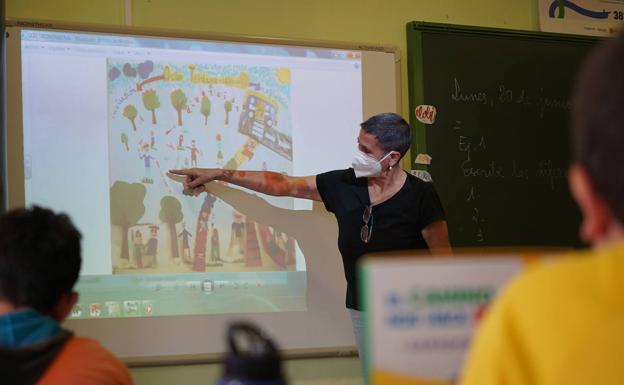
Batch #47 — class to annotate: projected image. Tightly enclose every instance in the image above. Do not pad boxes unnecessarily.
[107,60,297,274]
[18,28,363,317]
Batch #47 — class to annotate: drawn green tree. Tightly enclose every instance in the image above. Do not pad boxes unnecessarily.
[120,133,129,151]
[170,89,188,126]
[142,89,160,124]
[159,195,183,260]
[224,100,232,125]
[201,95,211,126]
[123,104,138,131]
[110,181,146,260]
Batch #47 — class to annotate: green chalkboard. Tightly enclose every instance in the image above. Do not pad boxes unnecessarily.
[406,22,598,248]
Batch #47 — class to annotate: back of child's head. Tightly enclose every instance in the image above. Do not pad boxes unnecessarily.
[573,31,624,223]
[0,206,82,315]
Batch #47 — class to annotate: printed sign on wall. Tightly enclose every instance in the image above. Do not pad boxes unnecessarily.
[539,0,624,36]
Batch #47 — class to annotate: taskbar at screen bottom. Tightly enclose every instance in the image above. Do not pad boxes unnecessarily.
[69,271,306,319]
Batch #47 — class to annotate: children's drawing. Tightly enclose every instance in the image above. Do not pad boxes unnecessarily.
[107,60,297,274]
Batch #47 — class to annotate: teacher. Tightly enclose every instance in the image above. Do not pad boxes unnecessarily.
[170,112,451,355]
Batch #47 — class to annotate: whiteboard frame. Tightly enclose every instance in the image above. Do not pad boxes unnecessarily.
[3,18,402,365]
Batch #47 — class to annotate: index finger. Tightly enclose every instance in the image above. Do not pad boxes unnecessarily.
[169,169,193,176]
[167,171,190,184]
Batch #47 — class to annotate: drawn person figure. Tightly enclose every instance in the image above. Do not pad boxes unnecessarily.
[144,225,159,268]
[132,230,145,269]
[139,143,155,184]
[192,210,210,271]
[178,222,192,263]
[187,139,202,168]
[216,133,224,166]
[209,223,221,265]
[242,140,257,161]
[227,211,246,261]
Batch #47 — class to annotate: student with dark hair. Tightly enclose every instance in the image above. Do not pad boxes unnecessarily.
[170,112,451,358]
[459,32,624,385]
[0,206,133,385]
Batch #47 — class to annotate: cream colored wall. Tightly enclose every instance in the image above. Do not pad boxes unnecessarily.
[131,356,362,385]
[7,0,539,117]
[6,1,539,384]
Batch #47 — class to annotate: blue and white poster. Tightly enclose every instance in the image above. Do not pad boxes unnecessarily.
[361,256,524,385]
[539,0,624,36]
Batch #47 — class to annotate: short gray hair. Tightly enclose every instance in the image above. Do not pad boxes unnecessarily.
[360,112,411,158]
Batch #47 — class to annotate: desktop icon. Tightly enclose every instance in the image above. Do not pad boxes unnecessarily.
[142,300,155,315]
[105,301,121,317]
[70,304,83,318]
[123,300,140,316]
[202,280,214,293]
[90,303,102,317]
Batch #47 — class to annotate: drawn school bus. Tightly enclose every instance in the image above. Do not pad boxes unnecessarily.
[238,90,292,160]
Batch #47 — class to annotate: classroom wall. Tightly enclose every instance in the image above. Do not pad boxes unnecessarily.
[6,1,539,384]
[7,0,539,119]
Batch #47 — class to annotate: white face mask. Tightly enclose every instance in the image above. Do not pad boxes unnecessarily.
[352,150,392,178]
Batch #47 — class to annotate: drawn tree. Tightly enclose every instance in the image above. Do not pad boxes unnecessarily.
[142,89,160,124]
[201,95,211,126]
[110,181,146,260]
[123,104,138,131]
[170,89,188,126]
[159,195,183,260]
[120,133,129,151]
[224,100,232,125]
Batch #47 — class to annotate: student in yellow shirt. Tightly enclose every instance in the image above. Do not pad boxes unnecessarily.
[458,31,624,385]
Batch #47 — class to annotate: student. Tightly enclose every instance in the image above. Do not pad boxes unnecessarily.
[459,32,624,385]
[0,206,133,385]
[170,112,451,358]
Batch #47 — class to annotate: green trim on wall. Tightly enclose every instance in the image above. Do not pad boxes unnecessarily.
[406,22,426,171]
